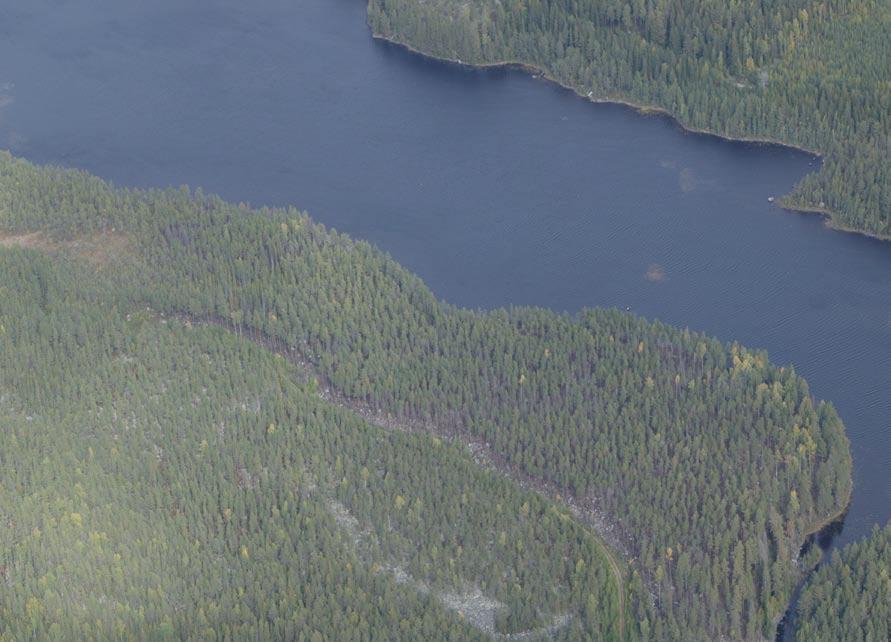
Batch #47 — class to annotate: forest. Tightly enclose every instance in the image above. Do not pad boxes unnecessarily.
[0,151,855,640]
[0,249,631,640]
[795,523,890,641]
[367,0,890,239]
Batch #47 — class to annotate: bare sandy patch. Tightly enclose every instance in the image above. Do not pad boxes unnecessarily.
[0,232,45,249]
[0,230,131,268]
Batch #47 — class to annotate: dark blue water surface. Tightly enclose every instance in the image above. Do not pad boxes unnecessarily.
[1,0,888,554]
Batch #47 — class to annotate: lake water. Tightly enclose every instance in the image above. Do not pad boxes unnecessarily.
[1,0,888,561]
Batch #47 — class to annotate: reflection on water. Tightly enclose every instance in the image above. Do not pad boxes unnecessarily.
[645,263,666,282]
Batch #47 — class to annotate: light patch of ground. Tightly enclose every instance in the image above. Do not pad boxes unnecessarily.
[326,500,571,640]
[60,231,131,268]
[439,584,505,635]
[0,231,43,249]
[328,499,370,546]
[0,230,131,269]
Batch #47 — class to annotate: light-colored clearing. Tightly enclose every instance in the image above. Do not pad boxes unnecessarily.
[326,499,572,639]
[0,230,131,268]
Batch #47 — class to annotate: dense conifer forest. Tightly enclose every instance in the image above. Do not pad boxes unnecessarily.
[0,152,854,640]
[0,250,630,640]
[367,0,890,239]
[795,523,890,641]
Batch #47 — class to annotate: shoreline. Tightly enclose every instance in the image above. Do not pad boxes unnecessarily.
[774,502,852,641]
[369,29,890,245]
[802,500,852,542]
[368,31,825,156]
[370,26,865,640]
[779,202,891,243]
